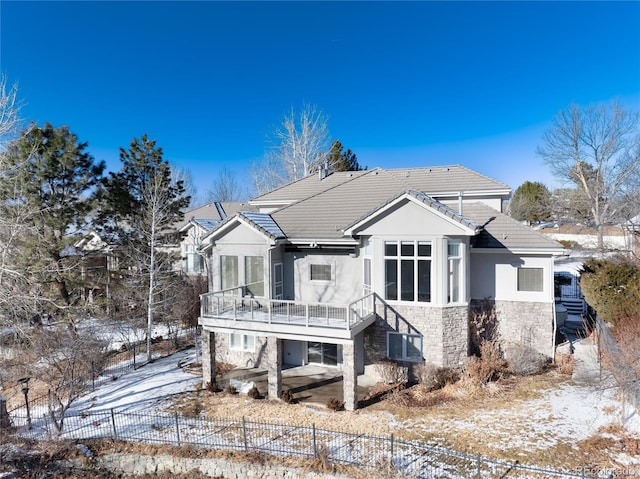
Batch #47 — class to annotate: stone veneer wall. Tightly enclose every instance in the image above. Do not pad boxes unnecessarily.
[92,453,351,478]
[365,303,469,369]
[470,299,555,358]
[214,332,270,368]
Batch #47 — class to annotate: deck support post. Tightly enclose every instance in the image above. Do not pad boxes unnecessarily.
[343,340,358,411]
[201,329,216,389]
[267,336,283,401]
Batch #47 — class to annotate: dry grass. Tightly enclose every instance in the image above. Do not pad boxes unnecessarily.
[168,369,639,471]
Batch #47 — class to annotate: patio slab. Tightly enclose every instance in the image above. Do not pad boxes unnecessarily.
[222,364,377,407]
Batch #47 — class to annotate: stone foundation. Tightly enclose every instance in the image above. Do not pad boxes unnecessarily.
[365,303,468,369]
[470,299,555,359]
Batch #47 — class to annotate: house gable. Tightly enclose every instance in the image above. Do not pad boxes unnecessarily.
[344,193,479,237]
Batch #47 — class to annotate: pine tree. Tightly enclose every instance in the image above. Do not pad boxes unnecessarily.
[0,123,104,326]
[328,140,365,172]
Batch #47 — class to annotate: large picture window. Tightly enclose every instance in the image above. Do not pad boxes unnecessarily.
[387,332,423,362]
[517,267,544,292]
[384,241,431,302]
[220,256,238,290]
[245,256,264,297]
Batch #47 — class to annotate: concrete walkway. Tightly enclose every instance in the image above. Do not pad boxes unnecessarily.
[571,336,614,386]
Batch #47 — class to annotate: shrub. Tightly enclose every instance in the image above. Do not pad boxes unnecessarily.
[206,380,217,393]
[374,359,405,384]
[462,340,507,385]
[414,362,459,391]
[326,397,344,411]
[224,384,237,395]
[469,299,499,356]
[247,385,260,399]
[555,351,575,375]
[504,342,548,375]
[280,389,294,404]
[580,257,640,325]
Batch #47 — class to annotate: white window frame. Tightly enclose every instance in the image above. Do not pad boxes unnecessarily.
[517,267,544,292]
[229,333,255,352]
[384,240,432,302]
[447,240,463,303]
[386,332,423,362]
[309,263,332,282]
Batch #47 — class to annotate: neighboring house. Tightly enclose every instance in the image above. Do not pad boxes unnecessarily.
[174,202,256,275]
[198,166,565,410]
[75,231,118,303]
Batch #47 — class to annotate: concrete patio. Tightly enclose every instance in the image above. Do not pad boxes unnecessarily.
[221,364,377,406]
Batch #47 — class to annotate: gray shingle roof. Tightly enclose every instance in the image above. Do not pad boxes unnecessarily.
[462,202,564,251]
[252,170,370,203]
[389,165,511,193]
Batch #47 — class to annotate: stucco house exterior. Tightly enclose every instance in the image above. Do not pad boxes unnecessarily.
[197,166,565,410]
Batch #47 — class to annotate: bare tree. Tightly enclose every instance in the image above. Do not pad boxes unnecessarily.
[206,166,241,202]
[0,74,22,143]
[26,329,107,433]
[171,165,199,208]
[251,104,331,194]
[537,101,640,253]
[101,135,190,362]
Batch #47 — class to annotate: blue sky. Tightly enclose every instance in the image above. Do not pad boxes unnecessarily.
[1,1,639,202]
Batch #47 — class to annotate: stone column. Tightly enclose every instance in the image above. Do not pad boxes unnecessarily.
[343,341,358,411]
[267,336,282,400]
[201,330,216,389]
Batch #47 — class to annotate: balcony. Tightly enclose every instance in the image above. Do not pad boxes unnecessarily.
[199,286,377,341]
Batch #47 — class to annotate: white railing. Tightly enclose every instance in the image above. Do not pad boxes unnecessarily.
[200,291,376,331]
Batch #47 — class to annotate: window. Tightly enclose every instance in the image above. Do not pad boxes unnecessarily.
[387,332,423,362]
[220,256,238,290]
[310,264,332,281]
[182,244,204,274]
[245,256,264,297]
[448,241,462,303]
[517,267,544,292]
[273,263,283,299]
[384,241,431,302]
[230,333,255,352]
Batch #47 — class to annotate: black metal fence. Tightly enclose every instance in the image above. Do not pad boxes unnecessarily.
[7,407,612,479]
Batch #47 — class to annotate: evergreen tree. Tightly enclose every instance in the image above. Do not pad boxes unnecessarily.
[101,134,190,360]
[328,140,365,172]
[509,181,552,224]
[0,123,104,325]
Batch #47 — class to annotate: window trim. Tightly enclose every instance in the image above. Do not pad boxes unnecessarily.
[386,332,423,362]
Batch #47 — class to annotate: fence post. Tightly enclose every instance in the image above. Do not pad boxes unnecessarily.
[477,455,481,479]
[175,411,181,446]
[312,423,317,458]
[110,409,118,439]
[91,361,95,391]
[390,433,394,458]
[242,416,248,452]
[133,343,137,370]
